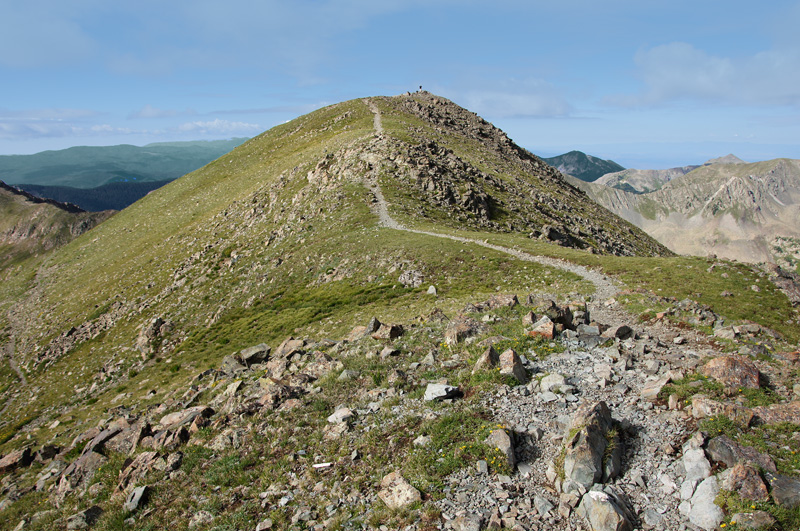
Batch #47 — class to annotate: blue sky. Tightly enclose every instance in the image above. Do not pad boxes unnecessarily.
[2,0,799,168]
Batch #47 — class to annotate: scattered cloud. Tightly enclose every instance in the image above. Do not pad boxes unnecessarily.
[174,119,261,135]
[610,42,800,108]
[448,78,573,119]
[128,105,196,120]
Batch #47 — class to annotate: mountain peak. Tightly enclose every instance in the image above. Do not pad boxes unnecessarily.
[704,153,747,165]
[541,150,625,182]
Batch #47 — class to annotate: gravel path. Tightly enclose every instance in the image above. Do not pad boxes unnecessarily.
[362,99,619,304]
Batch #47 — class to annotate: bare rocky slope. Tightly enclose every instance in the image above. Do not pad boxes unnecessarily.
[0,94,797,531]
[574,158,800,264]
[0,181,114,269]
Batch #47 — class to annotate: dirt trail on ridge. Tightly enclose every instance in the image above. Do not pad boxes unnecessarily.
[362,98,619,305]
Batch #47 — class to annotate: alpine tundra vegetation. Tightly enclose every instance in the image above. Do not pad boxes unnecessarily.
[0,93,798,531]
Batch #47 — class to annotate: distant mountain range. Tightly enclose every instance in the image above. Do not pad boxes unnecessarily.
[572,156,800,265]
[0,138,248,211]
[541,150,625,182]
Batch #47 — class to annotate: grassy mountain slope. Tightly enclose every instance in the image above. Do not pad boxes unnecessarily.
[0,139,248,189]
[0,94,798,531]
[541,150,625,182]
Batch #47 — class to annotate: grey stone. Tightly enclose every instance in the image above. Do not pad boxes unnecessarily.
[683,448,712,482]
[486,429,515,469]
[765,472,800,509]
[240,343,270,366]
[534,495,555,516]
[123,485,149,512]
[540,373,566,393]
[562,402,616,490]
[423,383,460,401]
[576,488,633,531]
[706,435,776,472]
[219,354,247,375]
[688,476,724,530]
[66,506,103,530]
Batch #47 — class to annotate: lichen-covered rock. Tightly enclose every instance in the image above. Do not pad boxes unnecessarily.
[700,356,761,389]
[722,463,769,501]
[378,471,421,509]
[499,348,527,384]
[576,488,633,531]
[562,402,618,490]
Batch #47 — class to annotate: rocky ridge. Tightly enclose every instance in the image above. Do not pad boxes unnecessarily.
[1,289,797,531]
[573,158,800,264]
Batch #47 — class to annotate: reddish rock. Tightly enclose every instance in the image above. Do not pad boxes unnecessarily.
[700,356,761,389]
[722,463,769,501]
[486,293,518,309]
[444,316,487,346]
[499,348,527,384]
[752,401,800,425]
[526,316,554,340]
[706,435,776,472]
[691,395,755,426]
[371,324,404,340]
[0,447,33,474]
[273,337,306,358]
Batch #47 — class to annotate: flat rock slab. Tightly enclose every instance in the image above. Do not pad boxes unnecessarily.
[689,476,724,530]
[123,485,150,512]
[706,435,776,472]
[423,383,460,401]
[159,406,213,430]
[752,400,800,425]
[765,472,800,509]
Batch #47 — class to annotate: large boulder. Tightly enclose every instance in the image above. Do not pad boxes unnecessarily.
[0,447,33,474]
[576,487,634,531]
[688,476,724,530]
[378,472,421,509]
[562,402,620,490]
[706,435,776,472]
[499,348,527,384]
[444,316,487,346]
[691,395,754,426]
[722,463,769,501]
[752,401,800,425]
[700,356,761,389]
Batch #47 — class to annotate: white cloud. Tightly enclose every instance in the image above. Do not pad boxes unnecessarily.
[174,119,261,135]
[445,78,573,119]
[128,105,196,119]
[611,42,800,107]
